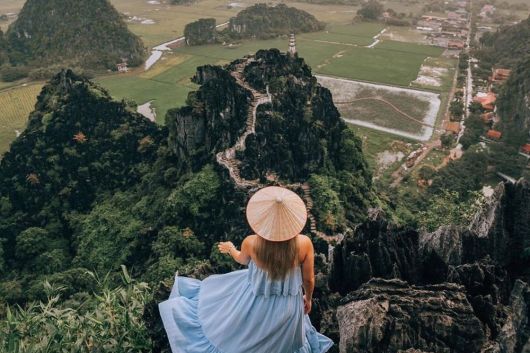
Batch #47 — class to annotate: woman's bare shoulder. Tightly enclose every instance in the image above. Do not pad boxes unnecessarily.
[298,234,312,247]
[242,234,257,251]
[297,234,313,259]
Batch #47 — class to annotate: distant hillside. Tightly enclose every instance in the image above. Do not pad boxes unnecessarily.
[496,58,530,144]
[477,15,530,68]
[227,4,325,39]
[5,0,146,70]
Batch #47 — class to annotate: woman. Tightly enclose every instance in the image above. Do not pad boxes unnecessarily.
[159,186,333,353]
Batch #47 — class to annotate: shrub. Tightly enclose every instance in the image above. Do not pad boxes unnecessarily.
[0,267,153,353]
[0,65,28,82]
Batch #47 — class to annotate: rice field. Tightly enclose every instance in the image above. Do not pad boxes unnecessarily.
[318,75,441,141]
[0,84,42,156]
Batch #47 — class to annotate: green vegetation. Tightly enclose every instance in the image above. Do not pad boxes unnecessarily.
[357,0,384,20]
[4,0,146,71]
[0,267,153,353]
[496,57,530,147]
[417,190,484,232]
[0,53,376,347]
[477,15,529,69]
[184,18,218,46]
[348,124,415,169]
[338,87,432,134]
[226,4,324,39]
[309,174,345,232]
[0,84,42,156]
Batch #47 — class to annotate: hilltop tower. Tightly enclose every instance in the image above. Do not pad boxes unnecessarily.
[288,33,297,56]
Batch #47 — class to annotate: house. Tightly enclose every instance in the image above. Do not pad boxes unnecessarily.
[447,12,459,20]
[474,92,497,111]
[481,4,495,14]
[491,68,511,83]
[486,129,502,140]
[480,4,495,17]
[521,144,530,155]
[448,40,465,49]
[481,112,495,123]
[445,121,461,134]
[117,62,129,73]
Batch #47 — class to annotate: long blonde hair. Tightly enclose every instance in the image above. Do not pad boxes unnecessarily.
[254,235,299,280]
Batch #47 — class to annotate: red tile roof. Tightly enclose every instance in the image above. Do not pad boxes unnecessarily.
[521,144,530,154]
[445,121,461,134]
[474,92,496,110]
[486,130,502,140]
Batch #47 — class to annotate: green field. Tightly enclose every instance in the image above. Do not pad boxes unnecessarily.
[0,84,42,156]
[110,0,375,48]
[98,27,445,123]
[348,124,417,175]
[0,0,447,151]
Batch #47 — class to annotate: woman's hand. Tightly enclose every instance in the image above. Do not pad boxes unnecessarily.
[303,295,312,314]
[218,241,235,254]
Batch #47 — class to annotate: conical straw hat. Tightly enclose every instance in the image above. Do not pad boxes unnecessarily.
[246,186,307,242]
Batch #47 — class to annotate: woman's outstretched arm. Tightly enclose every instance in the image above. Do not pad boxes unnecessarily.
[218,236,252,265]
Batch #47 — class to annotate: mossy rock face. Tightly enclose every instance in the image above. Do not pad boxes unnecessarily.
[5,0,146,70]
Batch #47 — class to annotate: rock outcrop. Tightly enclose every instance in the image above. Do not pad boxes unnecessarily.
[337,279,486,353]
[329,211,420,295]
[333,179,530,353]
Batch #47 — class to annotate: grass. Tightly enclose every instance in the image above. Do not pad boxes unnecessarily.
[319,76,439,137]
[348,124,415,171]
[315,41,444,86]
[301,23,384,46]
[0,0,449,150]
[0,84,42,156]
[381,25,429,44]
[109,0,367,48]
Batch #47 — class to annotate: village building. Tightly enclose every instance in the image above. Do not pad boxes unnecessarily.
[474,92,497,111]
[491,68,511,84]
[486,129,502,140]
[448,40,465,50]
[445,121,461,135]
[117,62,129,73]
[447,12,459,20]
[480,4,495,18]
[481,112,498,124]
[521,144,530,155]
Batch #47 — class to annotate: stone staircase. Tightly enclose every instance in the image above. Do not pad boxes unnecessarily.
[215,58,271,191]
[216,57,340,245]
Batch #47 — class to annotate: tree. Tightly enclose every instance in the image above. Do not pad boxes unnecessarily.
[460,113,484,149]
[357,0,384,20]
[184,18,218,46]
[440,133,455,149]
[449,99,465,121]
[418,165,436,181]
[418,190,484,232]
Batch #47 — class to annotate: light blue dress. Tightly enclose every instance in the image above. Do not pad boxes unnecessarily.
[159,260,334,353]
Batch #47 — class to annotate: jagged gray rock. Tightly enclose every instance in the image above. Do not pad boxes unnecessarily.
[486,280,530,353]
[329,211,419,295]
[337,278,486,353]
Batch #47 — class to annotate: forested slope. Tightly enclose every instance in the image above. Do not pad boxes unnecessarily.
[5,0,146,70]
